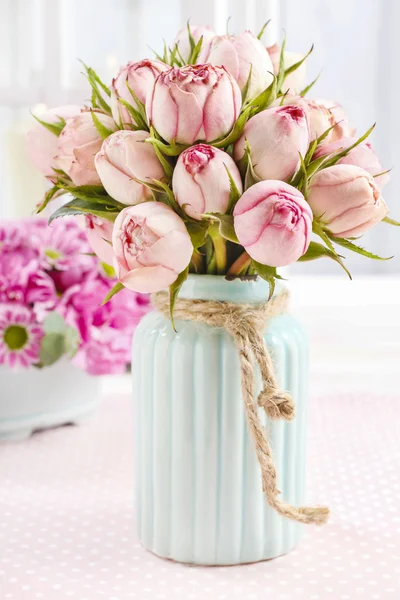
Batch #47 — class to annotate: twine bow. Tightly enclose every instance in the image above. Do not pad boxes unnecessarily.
[152,289,329,526]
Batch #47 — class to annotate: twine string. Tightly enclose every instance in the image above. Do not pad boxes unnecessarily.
[152,290,329,526]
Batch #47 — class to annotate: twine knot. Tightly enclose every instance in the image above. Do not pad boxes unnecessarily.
[152,288,329,526]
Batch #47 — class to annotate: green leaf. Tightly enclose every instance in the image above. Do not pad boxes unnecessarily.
[49,198,120,223]
[185,221,210,249]
[241,64,253,105]
[150,179,185,217]
[203,213,240,244]
[43,312,66,335]
[283,45,314,79]
[39,333,65,367]
[211,105,253,149]
[312,221,352,278]
[276,35,287,93]
[169,266,189,331]
[383,216,400,227]
[186,20,196,53]
[329,234,392,261]
[145,136,188,156]
[300,71,321,97]
[90,110,115,139]
[297,241,346,275]
[303,139,318,166]
[64,326,80,358]
[189,35,204,64]
[224,164,242,213]
[101,262,116,277]
[251,262,279,300]
[32,113,66,136]
[314,123,376,172]
[248,75,277,114]
[35,185,65,214]
[102,281,124,305]
[257,20,271,40]
[118,98,148,131]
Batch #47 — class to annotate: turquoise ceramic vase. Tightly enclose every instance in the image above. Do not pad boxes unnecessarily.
[132,275,309,565]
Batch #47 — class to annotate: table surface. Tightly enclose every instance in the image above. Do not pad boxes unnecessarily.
[0,389,399,600]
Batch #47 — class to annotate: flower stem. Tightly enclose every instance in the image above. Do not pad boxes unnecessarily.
[226,251,252,277]
[209,225,227,275]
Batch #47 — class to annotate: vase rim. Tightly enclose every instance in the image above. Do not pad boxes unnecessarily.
[179,274,283,303]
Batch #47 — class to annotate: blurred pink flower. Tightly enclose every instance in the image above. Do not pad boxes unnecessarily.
[0,304,44,368]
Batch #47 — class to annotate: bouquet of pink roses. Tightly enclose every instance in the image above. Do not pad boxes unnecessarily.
[28,23,396,316]
[0,218,149,372]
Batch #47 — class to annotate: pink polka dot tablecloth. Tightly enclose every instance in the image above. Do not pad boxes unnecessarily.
[0,391,399,600]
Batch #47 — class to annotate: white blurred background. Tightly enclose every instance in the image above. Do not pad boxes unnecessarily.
[0,0,399,387]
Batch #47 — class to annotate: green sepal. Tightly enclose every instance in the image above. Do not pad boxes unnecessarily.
[102,282,124,306]
[80,60,112,114]
[328,233,392,261]
[203,213,240,244]
[241,64,253,105]
[147,128,174,178]
[90,110,115,139]
[189,35,204,64]
[150,179,185,217]
[298,241,346,272]
[32,113,66,136]
[185,221,210,249]
[145,136,188,156]
[186,20,196,54]
[251,262,281,300]
[211,105,253,149]
[35,185,66,214]
[49,198,121,224]
[169,266,189,331]
[126,82,148,125]
[383,216,400,227]
[118,98,148,131]
[312,221,352,279]
[224,164,242,213]
[39,333,65,367]
[240,140,261,190]
[257,20,271,40]
[276,35,287,93]
[248,75,277,114]
[282,44,314,83]
[300,72,321,97]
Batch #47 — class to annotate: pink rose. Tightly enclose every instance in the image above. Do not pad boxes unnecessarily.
[110,59,168,128]
[233,180,312,267]
[307,164,388,237]
[146,64,242,144]
[316,98,355,139]
[95,130,165,205]
[84,215,114,265]
[174,25,215,62]
[55,110,117,185]
[267,43,307,94]
[313,137,389,189]
[203,31,274,101]
[112,202,193,293]
[234,105,310,181]
[26,105,81,177]
[172,144,243,219]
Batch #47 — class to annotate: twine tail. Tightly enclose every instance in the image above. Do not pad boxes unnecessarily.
[233,327,330,527]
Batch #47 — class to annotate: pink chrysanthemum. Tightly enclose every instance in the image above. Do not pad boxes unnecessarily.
[0,304,44,368]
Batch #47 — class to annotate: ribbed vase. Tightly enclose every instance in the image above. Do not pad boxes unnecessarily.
[132,275,308,565]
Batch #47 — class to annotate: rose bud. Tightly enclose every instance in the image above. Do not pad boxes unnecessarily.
[316,98,355,139]
[95,130,165,206]
[313,137,389,189]
[202,31,274,101]
[146,64,242,144]
[110,59,168,128]
[233,180,312,267]
[84,215,114,266]
[112,202,193,293]
[173,25,215,63]
[267,43,306,94]
[54,110,117,186]
[172,144,243,219]
[234,105,310,181]
[27,105,81,177]
[307,164,389,237]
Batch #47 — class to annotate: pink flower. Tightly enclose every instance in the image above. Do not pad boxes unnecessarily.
[234,105,310,181]
[316,98,355,139]
[233,180,312,267]
[267,44,306,94]
[174,25,215,62]
[313,137,389,189]
[55,110,117,185]
[307,164,388,237]
[172,144,243,219]
[26,105,81,177]
[203,31,274,101]
[75,327,132,375]
[112,202,193,293]
[110,59,168,128]
[84,215,114,265]
[146,64,242,144]
[0,304,44,368]
[95,130,165,205]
